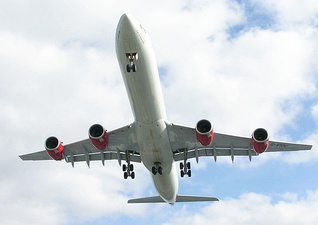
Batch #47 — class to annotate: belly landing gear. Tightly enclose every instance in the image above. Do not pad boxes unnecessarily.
[152,162,163,175]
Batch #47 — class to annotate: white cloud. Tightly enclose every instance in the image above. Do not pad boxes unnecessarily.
[0,32,68,73]
[162,191,318,225]
[163,25,317,139]
[253,0,318,27]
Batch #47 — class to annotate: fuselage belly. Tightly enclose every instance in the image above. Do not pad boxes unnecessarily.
[115,14,178,203]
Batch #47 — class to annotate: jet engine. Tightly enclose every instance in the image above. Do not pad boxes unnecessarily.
[45,136,64,160]
[195,119,214,146]
[89,124,109,150]
[252,128,269,153]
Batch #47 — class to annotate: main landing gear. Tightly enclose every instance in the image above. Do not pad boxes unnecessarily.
[180,162,191,177]
[180,148,191,177]
[152,162,163,175]
[123,163,135,179]
[123,151,135,179]
[126,52,138,73]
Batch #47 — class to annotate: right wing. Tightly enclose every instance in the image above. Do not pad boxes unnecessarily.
[19,123,141,167]
[167,123,312,162]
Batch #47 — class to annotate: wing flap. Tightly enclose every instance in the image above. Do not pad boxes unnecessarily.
[173,147,258,162]
[64,151,141,164]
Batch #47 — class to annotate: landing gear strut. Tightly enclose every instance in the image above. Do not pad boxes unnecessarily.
[123,151,135,179]
[152,162,163,175]
[126,52,138,73]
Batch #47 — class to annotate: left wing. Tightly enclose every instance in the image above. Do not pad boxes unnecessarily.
[166,123,312,162]
[19,123,141,167]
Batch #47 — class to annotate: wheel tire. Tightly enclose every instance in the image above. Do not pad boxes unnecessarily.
[187,162,191,170]
[132,64,137,72]
[181,170,184,178]
[124,172,128,179]
[129,164,134,172]
[152,166,157,175]
[131,172,135,179]
[126,64,131,72]
[188,170,192,177]
[158,166,163,175]
[122,164,127,172]
[180,162,184,170]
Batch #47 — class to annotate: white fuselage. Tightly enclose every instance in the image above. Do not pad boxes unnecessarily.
[115,14,178,204]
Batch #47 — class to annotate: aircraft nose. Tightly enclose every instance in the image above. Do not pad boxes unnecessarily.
[118,13,134,30]
[116,13,141,44]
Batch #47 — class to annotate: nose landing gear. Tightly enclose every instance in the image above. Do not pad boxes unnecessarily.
[126,52,138,73]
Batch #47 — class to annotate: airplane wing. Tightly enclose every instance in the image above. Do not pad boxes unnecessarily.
[19,123,141,167]
[166,123,312,162]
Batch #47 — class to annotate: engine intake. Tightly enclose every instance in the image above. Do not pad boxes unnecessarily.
[89,124,109,150]
[195,119,214,146]
[252,128,269,153]
[45,136,64,160]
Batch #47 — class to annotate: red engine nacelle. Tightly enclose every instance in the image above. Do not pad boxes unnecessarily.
[195,119,214,146]
[252,128,270,153]
[45,136,64,160]
[89,124,109,150]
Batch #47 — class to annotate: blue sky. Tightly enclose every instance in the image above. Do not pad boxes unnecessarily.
[1,0,318,224]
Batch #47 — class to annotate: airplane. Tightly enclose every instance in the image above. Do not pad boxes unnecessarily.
[20,14,312,205]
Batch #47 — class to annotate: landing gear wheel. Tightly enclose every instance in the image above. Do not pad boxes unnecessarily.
[158,166,163,175]
[122,155,135,179]
[152,162,163,175]
[180,161,192,177]
[129,164,134,172]
[125,52,138,73]
[132,64,137,72]
[152,166,157,175]
[126,64,131,73]
[122,164,127,172]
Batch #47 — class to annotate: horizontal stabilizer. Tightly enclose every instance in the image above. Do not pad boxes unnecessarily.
[176,195,219,202]
[128,195,219,204]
